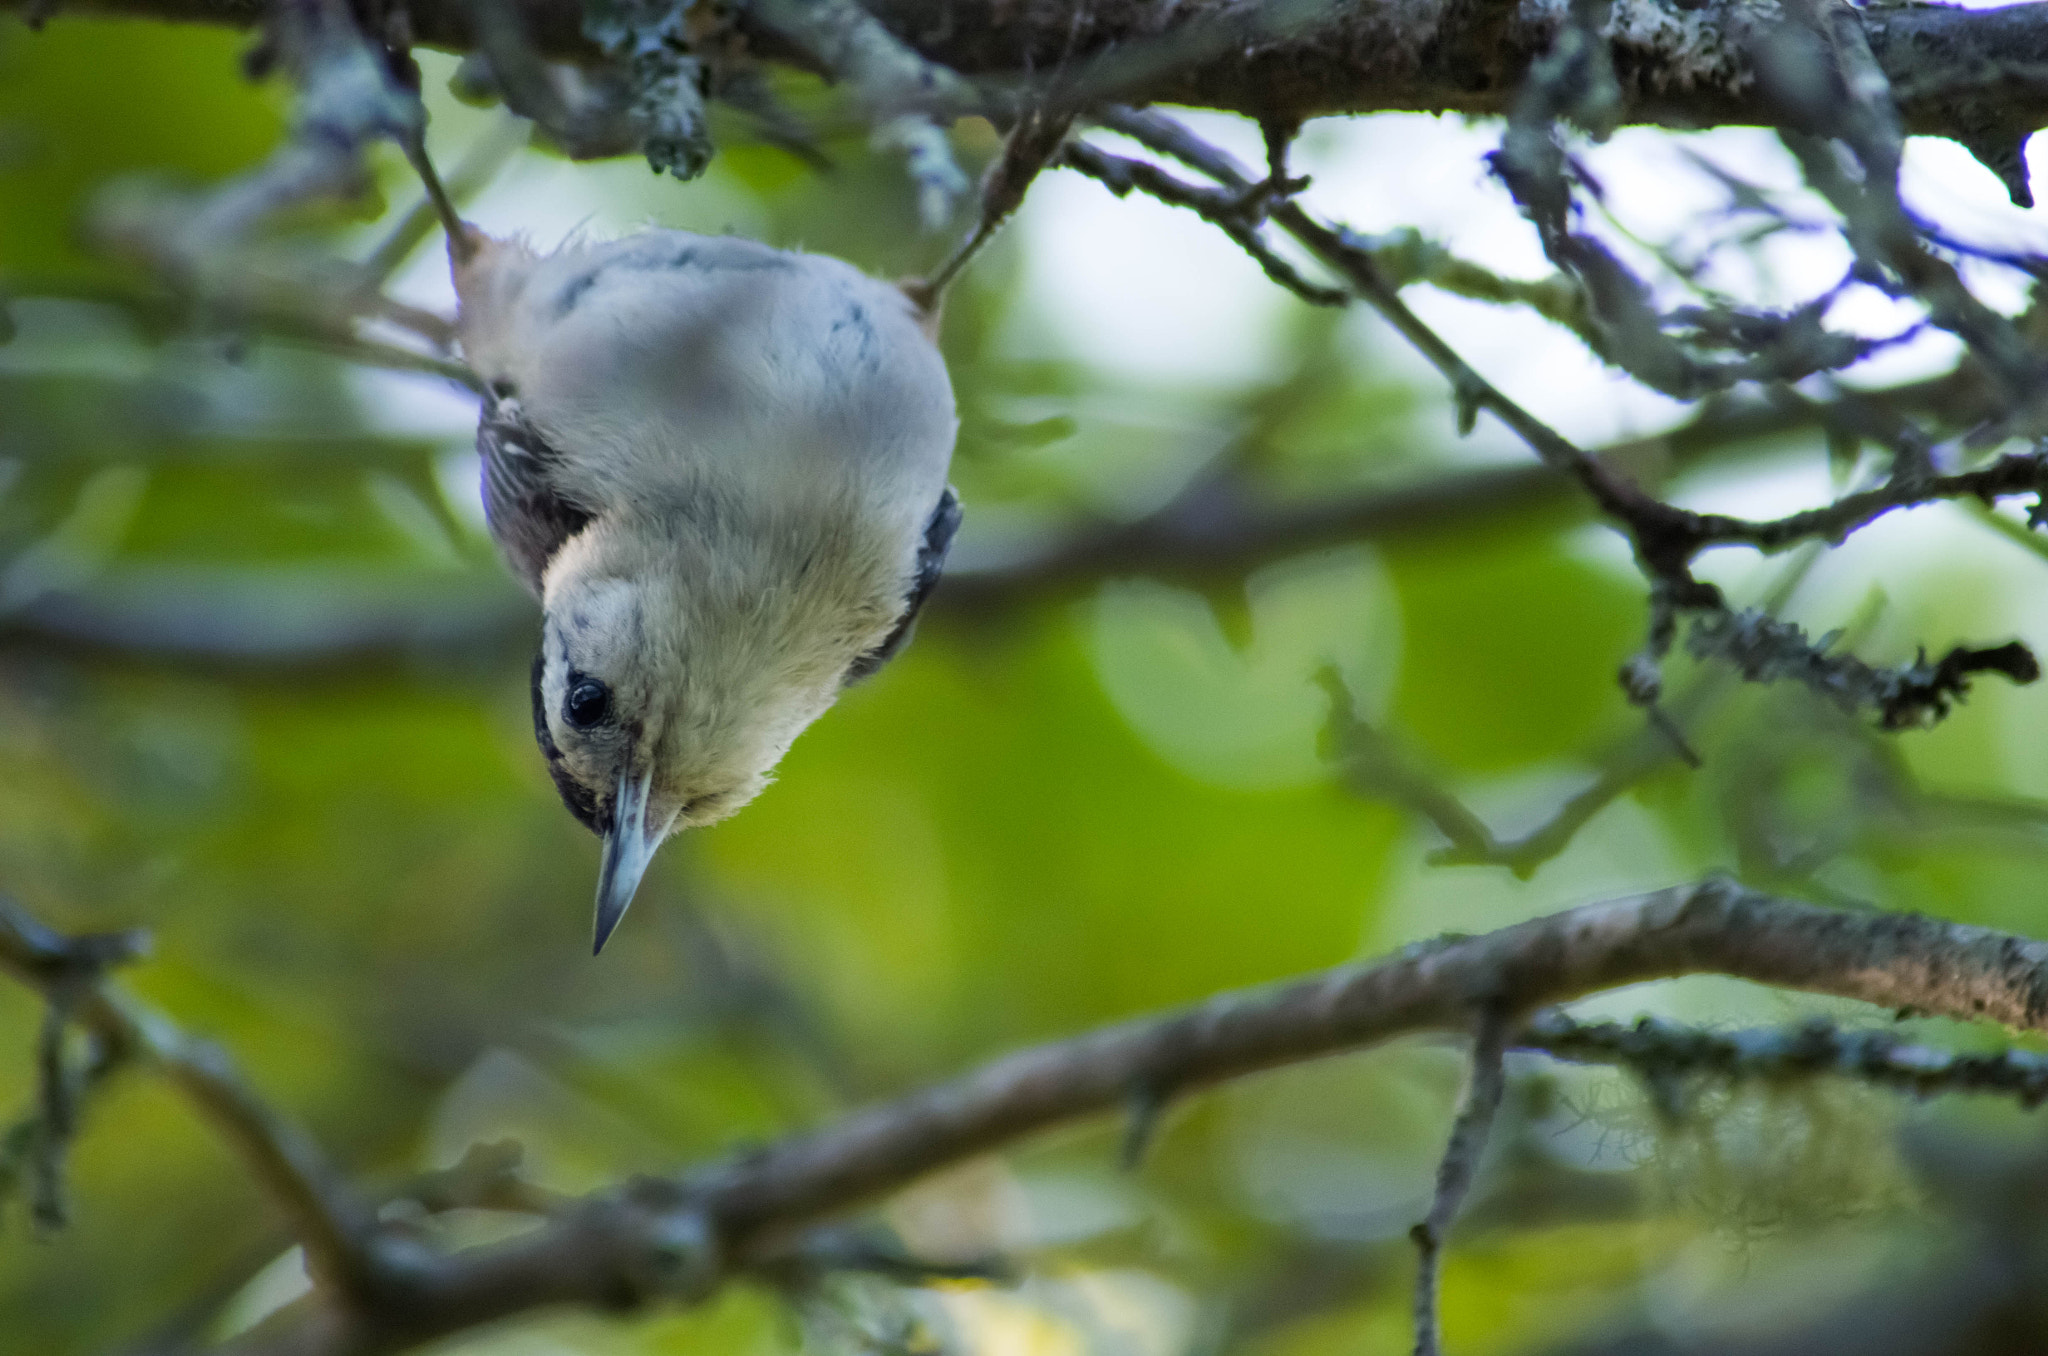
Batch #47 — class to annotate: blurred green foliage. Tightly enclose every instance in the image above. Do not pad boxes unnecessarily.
[0,21,284,279]
[6,17,2048,1356]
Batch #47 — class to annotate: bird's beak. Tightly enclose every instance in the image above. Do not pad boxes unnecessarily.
[593,768,680,955]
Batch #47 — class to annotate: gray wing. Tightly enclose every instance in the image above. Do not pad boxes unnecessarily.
[477,391,591,598]
[847,486,961,684]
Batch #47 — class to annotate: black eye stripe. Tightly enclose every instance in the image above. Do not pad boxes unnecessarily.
[530,650,604,835]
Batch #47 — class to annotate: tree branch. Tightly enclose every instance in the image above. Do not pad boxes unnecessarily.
[167,878,2048,1354]
[0,899,386,1299]
[17,0,2048,171]
[1524,1008,2048,1108]
[1412,1006,1509,1356]
[938,372,1978,608]
[1685,609,2042,729]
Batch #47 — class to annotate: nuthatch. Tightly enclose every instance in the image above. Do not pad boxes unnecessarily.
[415,169,960,953]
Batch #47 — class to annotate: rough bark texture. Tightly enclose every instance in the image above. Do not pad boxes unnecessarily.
[13,0,2048,145]
[150,879,2048,1355]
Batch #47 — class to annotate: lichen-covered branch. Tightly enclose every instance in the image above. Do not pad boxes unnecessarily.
[17,887,2048,1352]
[17,881,2014,1354]
[1524,1009,2048,1108]
[0,899,384,1298]
[18,0,2048,180]
[1685,610,2042,729]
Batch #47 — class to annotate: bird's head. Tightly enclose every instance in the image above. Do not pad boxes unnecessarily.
[530,508,902,952]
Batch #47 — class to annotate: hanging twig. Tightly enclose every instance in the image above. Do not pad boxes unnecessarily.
[1411,1006,1510,1356]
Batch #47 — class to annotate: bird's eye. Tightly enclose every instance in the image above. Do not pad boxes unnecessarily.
[564,677,612,729]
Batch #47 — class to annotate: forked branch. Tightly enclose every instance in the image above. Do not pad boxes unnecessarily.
[6,884,2048,1353]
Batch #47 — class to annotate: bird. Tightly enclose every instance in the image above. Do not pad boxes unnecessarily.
[424,189,960,953]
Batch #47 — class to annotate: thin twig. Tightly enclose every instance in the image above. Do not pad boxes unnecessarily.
[1523,1009,2048,1106]
[365,111,526,281]
[0,900,384,1298]
[1061,141,1347,307]
[1092,110,1680,570]
[910,109,1074,310]
[1781,0,2045,403]
[11,262,481,393]
[1411,1006,1509,1356]
[1685,609,2040,729]
[1322,545,1820,876]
